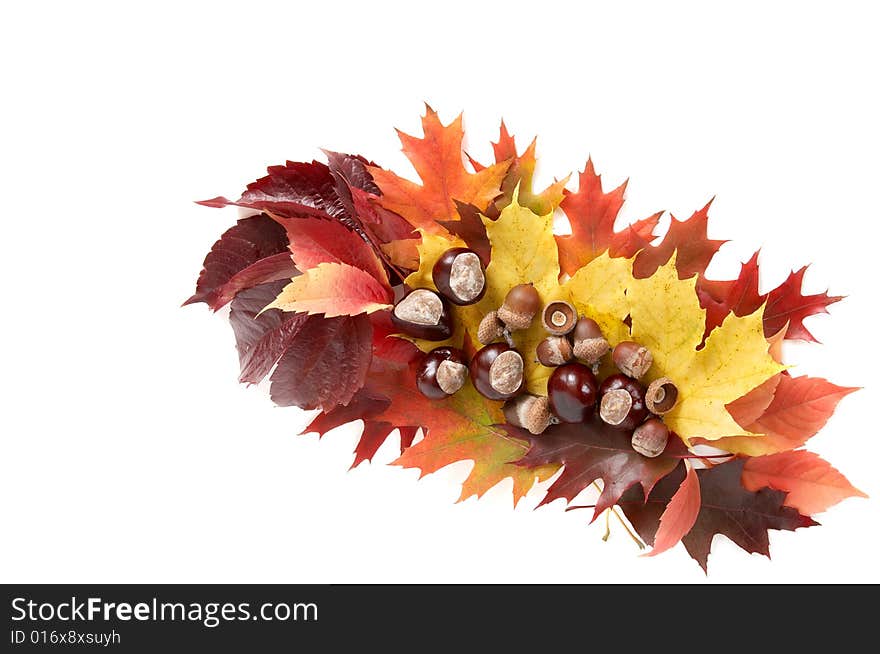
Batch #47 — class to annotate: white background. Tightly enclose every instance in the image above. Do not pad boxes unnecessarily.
[2,1,878,583]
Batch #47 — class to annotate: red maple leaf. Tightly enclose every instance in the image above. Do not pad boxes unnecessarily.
[469,121,569,218]
[633,199,726,279]
[556,159,661,276]
[621,459,816,571]
[512,418,687,521]
[697,253,842,341]
[763,267,843,342]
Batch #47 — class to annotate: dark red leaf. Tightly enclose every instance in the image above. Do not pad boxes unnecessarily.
[512,417,687,521]
[269,313,373,410]
[324,150,381,220]
[185,214,290,310]
[697,251,763,334]
[438,201,492,264]
[763,266,842,342]
[621,459,817,572]
[228,281,308,385]
[197,160,345,221]
[633,199,726,279]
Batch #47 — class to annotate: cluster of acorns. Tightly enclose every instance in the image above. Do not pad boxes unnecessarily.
[390,247,679,458]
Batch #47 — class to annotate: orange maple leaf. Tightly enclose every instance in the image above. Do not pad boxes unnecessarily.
[715,375,859,456]
[742,451,866,515]
[633,199,726,279]
[367,106,510,233]
[470,121,570,218]
[555,159,661,276]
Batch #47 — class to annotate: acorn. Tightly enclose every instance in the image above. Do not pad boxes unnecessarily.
[598,373,648,431]
[497,283,540,331]
[391,289,453,341]
[536,335,574,367]
[470,343,525,400]
[432,247,486,306]
[612,341,653,379]
[645,377,679,415]
[503,394,552,435]
[631,418,670,458]
[416,347,468,399]
[477,310,506,345]
[571,317,610,365]
[541,301,577,336]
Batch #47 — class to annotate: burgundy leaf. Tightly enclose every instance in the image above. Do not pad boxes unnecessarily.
[512,417,686,521]
[438,200,492,264]
[269,313,373,410]
[621,459,817,572]
[228,281,308,385]
[197,160,346,220]
[185,214,289,310]
[763,266,843,342]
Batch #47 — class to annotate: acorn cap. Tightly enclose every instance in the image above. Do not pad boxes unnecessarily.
[541,301,577,336]
[645,377,678,415]
[503,394,552,435]
[572,337,609,365]
[477,310,505,344]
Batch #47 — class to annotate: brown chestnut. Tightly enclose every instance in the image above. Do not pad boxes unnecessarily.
[391,289,453,341]
[547,362,599,423]
[470,343,525,400]
[417,347,468,399]
[432,247,486,305]
[598,373,648,431]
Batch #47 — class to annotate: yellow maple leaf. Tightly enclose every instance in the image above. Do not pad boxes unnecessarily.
[405,191,629,394]
[627,257,786,443]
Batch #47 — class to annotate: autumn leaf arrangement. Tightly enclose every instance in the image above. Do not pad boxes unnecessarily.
[186,107,864,570]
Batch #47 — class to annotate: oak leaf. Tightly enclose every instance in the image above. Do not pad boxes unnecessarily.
[556,159,660,276]
[697,254,842,342]
[367,106,509,232]
[471,121,569,218]
[741,450,866,515]
[513,417,687,521]
[633,200,725,279]
[621,459,816,571]
[763,267,842,342]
